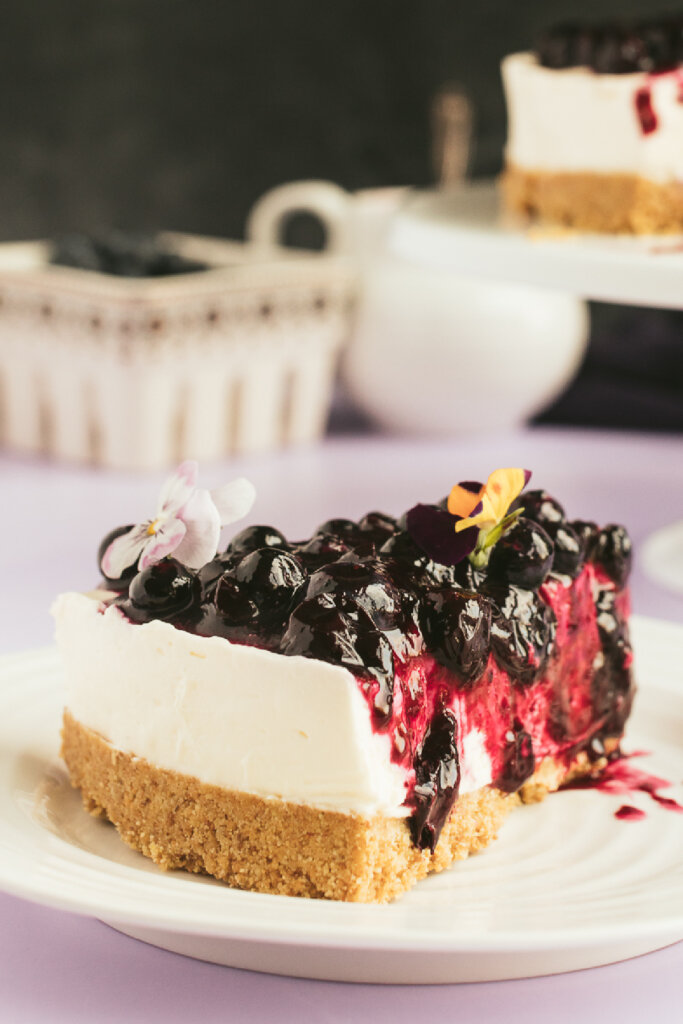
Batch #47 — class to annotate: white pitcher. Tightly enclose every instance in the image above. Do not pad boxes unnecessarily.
[247,180,588,435]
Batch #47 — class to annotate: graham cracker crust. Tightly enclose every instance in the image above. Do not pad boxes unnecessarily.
[61,711,601,903]
[502,165,683,234]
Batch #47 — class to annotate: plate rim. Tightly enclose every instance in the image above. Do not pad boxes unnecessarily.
[0,614,681,958]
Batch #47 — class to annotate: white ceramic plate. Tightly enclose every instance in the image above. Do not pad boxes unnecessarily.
[389,183,683,309]
[642,520,683,597]
[0,616,681,985]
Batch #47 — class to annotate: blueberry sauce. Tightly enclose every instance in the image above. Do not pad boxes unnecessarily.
[104,493,635,851]
[635,86,658,134]
[409,708,460,852]
[562,751,683,814]
[615,804,646,821]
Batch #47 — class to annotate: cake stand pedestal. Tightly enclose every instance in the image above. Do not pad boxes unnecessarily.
[388,181,683,594]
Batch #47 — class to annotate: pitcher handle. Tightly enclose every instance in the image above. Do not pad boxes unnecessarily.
[246,180,352,254]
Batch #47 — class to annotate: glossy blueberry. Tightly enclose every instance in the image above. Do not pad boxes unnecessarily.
[409,708,460,852]
[295,532,351,571]
[193,573,262,643]
[544,521,586,578]
[536,22,582,68]
[379,531,430,578]
[315,518,361,544]
[123,558,199,622]
[338,540,377,562]
[495,720,535,794]
[357,511,397,544]
[486,585,556,685]
[512,489,565,527]
[306,560,401,631]
[591,586,633,734]
[487,518,554,591]
[97,524,137,592]
[571,519,598,554]
[590,524,632,587]
[280,595,395,720]
[232,548,307,623]
[197,552,241,595]
[422,590,491,685]
[227,524,289,555]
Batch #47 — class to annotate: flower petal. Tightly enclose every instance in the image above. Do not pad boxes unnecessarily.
[139,518,187,569]
[157,461,198,518]
[101,523,149,578]
[447,481,483,519]
[453,496,498,533]
[482,467,529,522]
[406,504,479,566]
[173,488,221,569]
[210,477,256,525]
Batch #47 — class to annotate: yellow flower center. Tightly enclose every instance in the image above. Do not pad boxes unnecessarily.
[147,519,160,536]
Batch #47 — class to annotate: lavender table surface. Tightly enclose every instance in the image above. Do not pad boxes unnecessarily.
[1,427,681,1023]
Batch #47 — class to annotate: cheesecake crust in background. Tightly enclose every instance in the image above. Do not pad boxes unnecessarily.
[502,166,683,234]
[61,711,607,903]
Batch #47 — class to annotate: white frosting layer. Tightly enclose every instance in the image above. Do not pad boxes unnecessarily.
[53,592,411,817]
[502,52,683,181]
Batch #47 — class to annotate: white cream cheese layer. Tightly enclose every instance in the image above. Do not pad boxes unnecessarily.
[53,592,410,818]
[502,52,683,182]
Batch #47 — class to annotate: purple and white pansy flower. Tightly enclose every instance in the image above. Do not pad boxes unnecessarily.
[100,461,256,579]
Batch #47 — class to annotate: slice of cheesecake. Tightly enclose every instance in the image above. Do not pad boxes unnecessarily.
[501,17,683,233]
[55,470,634,902]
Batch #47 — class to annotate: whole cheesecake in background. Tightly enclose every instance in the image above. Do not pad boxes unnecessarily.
[54,465,635,902]
[501,16,683,233]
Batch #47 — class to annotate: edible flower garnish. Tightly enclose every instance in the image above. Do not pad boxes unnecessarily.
[100,461,256,578]
[407,467,531,568]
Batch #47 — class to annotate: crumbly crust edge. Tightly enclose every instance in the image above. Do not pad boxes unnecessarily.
[501,165,683,234]
[61,711,605,903]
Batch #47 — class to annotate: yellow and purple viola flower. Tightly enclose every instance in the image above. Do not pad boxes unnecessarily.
[407,467,531,567]
[101,461,256,578]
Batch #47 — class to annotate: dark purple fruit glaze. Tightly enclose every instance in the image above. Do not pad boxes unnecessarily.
[104,495,635,851]
[535,17,683,75]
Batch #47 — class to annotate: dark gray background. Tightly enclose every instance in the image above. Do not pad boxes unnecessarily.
[1,0,682,430]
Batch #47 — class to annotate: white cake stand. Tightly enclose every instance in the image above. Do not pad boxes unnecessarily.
[388,182,683,594]
[389,182,683,310]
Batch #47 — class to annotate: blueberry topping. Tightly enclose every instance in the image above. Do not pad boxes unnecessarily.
[316,518,361,544]
[486,585,556,685]
[495,720,535,794]
[228,524,289,555]
[591,586,633,734]
[98,524,137,592]
[409,708,460,852]
[487,517,554,591]
[589,524,632,587]
[123,559,199,622]
[357,511,397,544]
[194,573,262,644]
[197,552,241,595]
[379,531,430,580]
[535,17,683,74]
[512,489,565,527]
[280,594,395,721]
[545,522,586,578]
[232,548,307,624]
[296,532,351,571]
[422,591,492,685]
[571,519,598,553]
[306,560,401,631]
